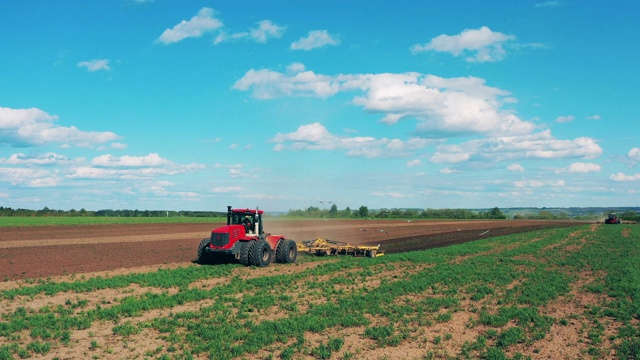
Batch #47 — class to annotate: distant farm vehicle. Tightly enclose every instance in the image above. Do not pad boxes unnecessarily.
[605,213,621,224]
[297,238,384,257]
[197,206,297,267]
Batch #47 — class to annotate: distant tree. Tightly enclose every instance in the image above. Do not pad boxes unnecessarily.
[536,211,555,220]
[358,206,369,218]
[404,209,419,218]
[329,204,338,218]
[341,207,352,218]
[391,208,404,218]
[488,207,506,219]
[305,206,321,217]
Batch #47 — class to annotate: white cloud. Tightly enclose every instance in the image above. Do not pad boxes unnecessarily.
[77,59,111,72]
[235,64,602,164]
[430,152,470,164]
[0,152,73,166]
[610,172,640,181]
[555,115,574,123]
[555,162,601,174]
[271,122,432,158]
[411,26,515,63]
[214,20,285,44]
[157,7,223,45]
[514,179,565,188]
[0,106,119,147]
[110,142,128,149]
[213,163,255,178]
[91,153,171,167]
[235,65,533,138]
[0,167,59,187]
[233,63,341,99]
[62,153,204,180]
[439,168,460,174]
[587,115,601,120]
[431,130,602,163]
[212,186,244,193]
[628,147,640,163]
[356,73,532,137]
[291,30,340,50]
[407,159,422,167]
[214,163,244,170]
[66,163,202,180]
[507,163,525,172]
[250,20,285,43]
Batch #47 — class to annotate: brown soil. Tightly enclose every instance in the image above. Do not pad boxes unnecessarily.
[0,219,584,282]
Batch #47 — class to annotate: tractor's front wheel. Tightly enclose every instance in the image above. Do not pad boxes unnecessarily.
[239,241,251,265]
[249,240,272,267]
[197,238,210,264]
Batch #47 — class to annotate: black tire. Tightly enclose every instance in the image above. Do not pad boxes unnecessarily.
[239,241,251,265]
[197,238,210,264]
[282,239,297,263]
[248,239,272,267]
[275,239,286,263]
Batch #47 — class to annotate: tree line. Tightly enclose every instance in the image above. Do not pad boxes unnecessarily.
[2,205,636,221]
[0,207,224,218]
[286,205,508,219]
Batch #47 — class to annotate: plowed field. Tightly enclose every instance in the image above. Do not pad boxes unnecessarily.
[0,219,584,281]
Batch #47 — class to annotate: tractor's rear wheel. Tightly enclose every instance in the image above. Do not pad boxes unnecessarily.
[275,239,288,263]
[197,238,210,264]
[282,240,297,263]
[249,240,272,267]
[239,241,251,265]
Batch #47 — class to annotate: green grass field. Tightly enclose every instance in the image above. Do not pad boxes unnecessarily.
[0,224,638,359]
[0,216,224,227]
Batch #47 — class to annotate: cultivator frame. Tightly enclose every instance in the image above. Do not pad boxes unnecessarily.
[297,238,384,258]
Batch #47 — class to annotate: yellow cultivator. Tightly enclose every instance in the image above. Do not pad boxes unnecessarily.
[297,238,384,258]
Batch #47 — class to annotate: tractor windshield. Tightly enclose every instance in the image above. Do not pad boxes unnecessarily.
[231,213,251,225]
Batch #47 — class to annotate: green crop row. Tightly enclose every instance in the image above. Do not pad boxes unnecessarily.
[0,224,638,359]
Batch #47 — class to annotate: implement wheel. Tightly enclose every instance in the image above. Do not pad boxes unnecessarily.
[249,240,272,267]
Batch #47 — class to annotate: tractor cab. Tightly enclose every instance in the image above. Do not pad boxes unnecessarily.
[227,206,264,236]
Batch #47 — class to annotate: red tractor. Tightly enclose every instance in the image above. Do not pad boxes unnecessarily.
[197,206,297,267]
[605,212,621,224]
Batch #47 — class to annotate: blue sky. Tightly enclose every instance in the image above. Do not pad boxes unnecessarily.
[1,0,639,212]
